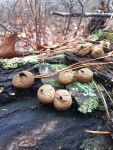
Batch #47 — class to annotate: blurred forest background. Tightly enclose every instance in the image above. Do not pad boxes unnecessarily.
[0,0,113,52]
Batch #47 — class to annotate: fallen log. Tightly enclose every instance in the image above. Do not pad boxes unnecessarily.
[52,11,113,18]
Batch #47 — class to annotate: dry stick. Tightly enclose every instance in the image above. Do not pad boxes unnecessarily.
[101,84,113,105]
[93,80,111,120]
[43,53,113,73]
[34,53,113,78]
[35,41,113,60]
[40,48,113,63]
[0,23,13,34]
[34,52,113,78]
[85,129,112,135]
[100,89,111,120]
[34,61,113,78]
[72,62,113,70]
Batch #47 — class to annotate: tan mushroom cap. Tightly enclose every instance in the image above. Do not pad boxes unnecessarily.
[37,84,55,104]
[91,45,105,58]
[53,89,72,111]
[59,70,74,85]
[76,68,93,83]
[73,43,92,57]
[12,71,34,88]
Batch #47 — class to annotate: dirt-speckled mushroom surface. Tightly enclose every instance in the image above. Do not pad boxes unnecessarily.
[37,84,55,104]
[12,71,34,89]
[53,89,72,111]
[76,68,93,83]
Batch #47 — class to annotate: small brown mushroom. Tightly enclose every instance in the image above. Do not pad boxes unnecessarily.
[53,89,72,111]
[91,45,105,58]
[58,70,74,85]
[73,43,92,57]
[37,84,55,104]
[12,71,34,88]
[76,68,93,83]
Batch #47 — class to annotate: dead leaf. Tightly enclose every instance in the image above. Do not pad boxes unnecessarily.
[0,33,29,58]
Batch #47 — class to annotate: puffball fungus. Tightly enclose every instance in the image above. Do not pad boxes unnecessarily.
[37,84,55,104]
[58,70,74,85]
[76,68,93,83]
[53,89,72,111]
[91,45,105,58]
[12,71,34,88]
[73,43,92,57]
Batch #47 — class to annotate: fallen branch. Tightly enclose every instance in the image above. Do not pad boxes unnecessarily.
[51,11,113,18]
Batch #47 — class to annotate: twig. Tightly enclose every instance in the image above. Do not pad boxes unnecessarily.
[0,23,13,34]
[34,52,113,78]
[101,84,113,105]
[93,80,111,120]
[85,129,112,135]
[100,89,111,119]
[73,0,84,37]
[34,61,113,79]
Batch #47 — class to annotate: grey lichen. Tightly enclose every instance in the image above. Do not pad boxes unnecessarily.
[66,81,99,114]
[0,56,39,69]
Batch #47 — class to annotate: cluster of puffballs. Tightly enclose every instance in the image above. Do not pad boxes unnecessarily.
[73,43,105,58]
[12,67,93,111]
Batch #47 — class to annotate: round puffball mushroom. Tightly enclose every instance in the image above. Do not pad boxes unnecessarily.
[37,84,55,104]
[58,70,74,85]
[73,43,92,57]
[53,89,72,111]
[91,45,105,58]
[12,71,34,88]
[76,68,93,83]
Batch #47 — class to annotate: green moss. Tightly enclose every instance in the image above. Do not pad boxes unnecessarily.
[42,63,67,88]
[37,63,67,88]
[89,29,113,41]
[88,30,103,41]
[48,79,61,88]
[36,63,67,71]
[102,31,113,41]
[51,64,67,71]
